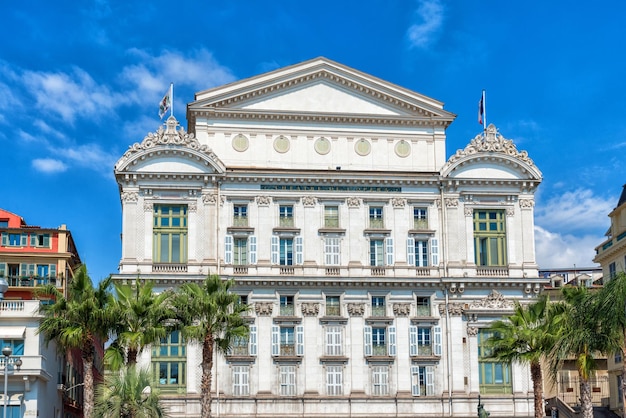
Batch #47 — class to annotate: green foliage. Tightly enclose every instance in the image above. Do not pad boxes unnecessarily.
[106,279,174,370]
[95,366,168,418]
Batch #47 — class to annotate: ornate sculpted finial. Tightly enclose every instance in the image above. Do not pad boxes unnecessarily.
[446,124,535,166]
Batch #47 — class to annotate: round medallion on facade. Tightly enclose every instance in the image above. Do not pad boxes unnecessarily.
[273,135,290,153]
[395,140,411,158]
[232,134,249,152]
[355,138,371,156]
[314,137,331,155]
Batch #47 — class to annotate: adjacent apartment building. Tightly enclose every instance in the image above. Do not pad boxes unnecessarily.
[113,58,547,417]
[0,209,87,418]
[594,185,626,415]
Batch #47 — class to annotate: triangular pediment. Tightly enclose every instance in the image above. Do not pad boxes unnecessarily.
[189,57,455,121]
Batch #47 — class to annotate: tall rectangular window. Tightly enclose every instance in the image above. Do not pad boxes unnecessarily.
[407,238,429,267]
[370,239,385,266]
[610,262,617,279]
[474,210,507,266]
[233,204,248,226]
[324,237,340,265]
[152,331,186,392]
[233,238,248,265]
[232,365,250,396]
[413,207,428,230]
[279,365,296,396]
[326,296,340,316]
[478,329,511,394]
[280,295,294,316]
[364,325,396,357]
[326,366,343,396]
[372,327,386,356]
[279,238,293,265]
[369,207,384,229]
[153,205,188,264]
[325,325,343,356]
[416,296,430,316]
[372,366,389,396]
[324,206,339,228]
[279,205,294,227]
[371,296,386,317]
[411,366,435,396]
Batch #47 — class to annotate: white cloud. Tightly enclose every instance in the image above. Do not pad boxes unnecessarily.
[407,0,444,49]
[534,225,601,269]
[32,158,68,173]
[22,67,128,124]
[535,188,614,235]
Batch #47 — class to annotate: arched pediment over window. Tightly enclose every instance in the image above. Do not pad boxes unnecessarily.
[114,116,226,175]
[441,124,542,182]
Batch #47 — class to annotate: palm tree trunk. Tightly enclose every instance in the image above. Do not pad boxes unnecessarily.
[530,361,544,418]
[201,333,215,418]
[622,344,626,418]
[127,348,138,366]
[83,348,95,418]
[579,377,593,418]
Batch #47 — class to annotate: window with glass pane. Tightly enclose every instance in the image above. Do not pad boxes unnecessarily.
[324,237,340,265]
[473,210,507,266]
[279,238,293,265]
[371,296,386,317]
[478,329,511,394]
[0,340,24,356]
[369,207,384,229]
[325,325,342,356]
[411,366,434,396]
[372,365,389,396]
[153,205,188,264]
[280,327,295,355]
[417,327,432,355]
[280,295,294,316]
[416,296,430,316]
[326,365,343,395]
[233,204,248,226]
[413,207,428,229]
[31,233,50,247]
[326,296,340,316]
[372,327,386,356]
[370,239,384,266]
[413,239,429,267]
[279,365,296,396]
[324,206,339,228]
[232,365,250,396]
[152,331,186,392]
[232,335,250,356]
[279,205,294,227]
[233,238,248,265]
[610,262,617,279]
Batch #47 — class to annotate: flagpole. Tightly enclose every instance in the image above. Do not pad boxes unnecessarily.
[482,89,486,132]
[170,83,174,118]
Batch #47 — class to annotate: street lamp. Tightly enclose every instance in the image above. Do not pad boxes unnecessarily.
[2,347,22,418]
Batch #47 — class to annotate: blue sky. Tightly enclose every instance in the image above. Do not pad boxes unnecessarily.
[1,1,623,282]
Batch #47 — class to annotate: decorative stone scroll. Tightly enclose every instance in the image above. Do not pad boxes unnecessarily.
[255,302,273,316]
[302,196,317,207]
[447,124,535,166]
[469,290,514,310]
[506,207,514,216]
[301,303,320,317]
[202,193,224,206]
[256,195,272,206]
[519,198,534,209]
[188,202,197,212]
[347,303,365,316]
[121,192,138,203]
[464,206,473,217]
[445,198,458,208]
[347,197,361,208]
[467,326,478,336]
[391,198,406,209]
[393,303,411,317]
[144,202,153,212]
[438,303,464,316]
[119,116,219,165]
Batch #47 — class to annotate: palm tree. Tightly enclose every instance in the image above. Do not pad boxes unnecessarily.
[94,366,168,418]
[38,265,113,418]
[106,279,174,370]
[486,295,556,418]
[171,275,249,418]
[596,271,626,418]
[549,285,620,418]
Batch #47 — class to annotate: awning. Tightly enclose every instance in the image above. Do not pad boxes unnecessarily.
[0,326,25,339]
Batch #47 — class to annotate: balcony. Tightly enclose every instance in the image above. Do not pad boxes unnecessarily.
[230,344,250,356]
[279,267,294,275]
[280,305,295,316]
[233,266,248,275]
[279,217,294,228]
[4,276,57,288]
[415,305,431,317]
[476,267,509,277]
[413,219,428,230]
[371,267,386,276]
[152,264,188,273]
[325,305,341,317]
[369,218,385,229]
[417,344,433,356]
[280,344,296,356]
[372,344,387,356]
[324,216,339,228]
[371,305,386,317]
